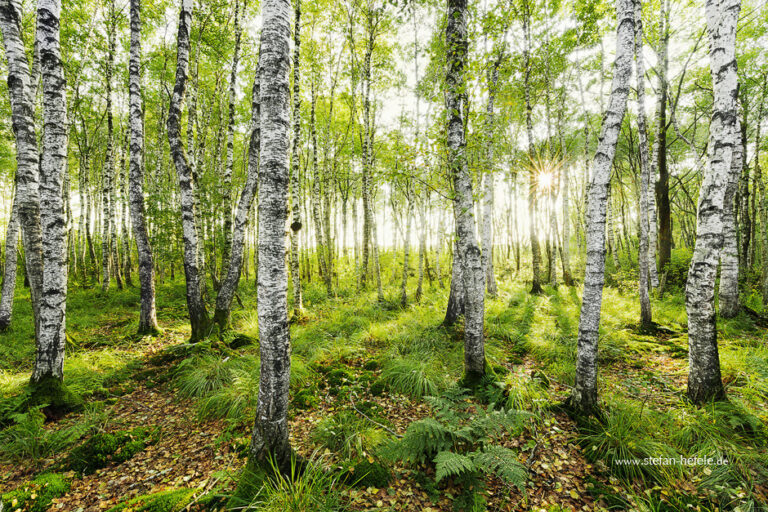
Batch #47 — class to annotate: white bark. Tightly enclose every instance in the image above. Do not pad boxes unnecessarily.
[289,0,302,315]
[482,60,500,297]
[0,0,44,335]
[214,67,261,330]
[221,0,243,276]
[718,115,741,318]
[570,0,634,414]
[634,0,652,328]
[167,0,210,341]
[446,0,485,381]
[250,0,293,472]
[686,0,740,405]
[0,194,19,330]
[34,0,69,383]
[129,0,160,335]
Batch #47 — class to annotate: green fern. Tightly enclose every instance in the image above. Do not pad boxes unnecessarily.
[473,445,526,490]
[389,417,453,463]
[434,451,475,482]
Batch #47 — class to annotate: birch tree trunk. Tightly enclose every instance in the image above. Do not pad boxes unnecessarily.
[214,68,261,331]
[647,0,665,290]
[568,0,634,415]
[446,0,485,383]
[0,0,44,339]
[221,0,243,276]
[718,115,741,318]
[634,0,653,329]
[289,0,303,316]
[523,3,543,294]
[101,2,117,292]
[249,0,293,473]
[129,0,160,335]
[655,0,671,276]
[360,26,374,289]
[167,0,210,342]
[755,77,768,309]
[120,135,134,287]
[482,61,500,297]
[33,0,69,395]
[0,195,19,331]
[686,0,740,405]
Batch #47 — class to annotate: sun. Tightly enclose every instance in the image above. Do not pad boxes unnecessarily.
[537,170,555,191]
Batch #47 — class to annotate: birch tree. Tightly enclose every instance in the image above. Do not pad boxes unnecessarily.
[0,0,44,336]
[249,0,294,472]
[221,0,244,276]
[568,0,634,415]
[685,0,740,405]
[129,0,160,335]
[634,0,652,329]
[718,114,741,318]
[289,0,303,317]
[167,0,210,342]
[213,66,261,331]
[32,0,70,402]
[0,197,19,331]
[446,0,485,384]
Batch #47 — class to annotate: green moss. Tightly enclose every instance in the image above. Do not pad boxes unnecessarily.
[369,378,387,396]
[326,368,354,387]
[27,375,83,416]
[106,488,198,512]
[64,427,159,474]
[363,359,381,371]
[293,387,319,410]
[1,473,71,512]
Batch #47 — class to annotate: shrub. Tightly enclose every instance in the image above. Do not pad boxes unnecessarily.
[1,473,71,512]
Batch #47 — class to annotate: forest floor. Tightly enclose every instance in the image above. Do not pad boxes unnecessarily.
[1,260,767,512]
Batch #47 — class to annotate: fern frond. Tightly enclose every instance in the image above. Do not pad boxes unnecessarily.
[473,445,527,491]
[434,451,475,482]
[390,418,453,463]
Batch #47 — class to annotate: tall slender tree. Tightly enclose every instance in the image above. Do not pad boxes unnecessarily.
[634,0,653,329]
[686,0,740,405]
[568,0,634,415]
[129,0,160,335]
[446,0,485,384]
[1,0,45,340]
[249,0,293,472]
[213,66,261,331]
[167,0,210,341]
[289,0,303,317]
[33,0,70,403]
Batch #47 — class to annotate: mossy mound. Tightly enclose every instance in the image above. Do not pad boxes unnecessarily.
[64,427,159,474]
[106,488,199,512]
[1,473,71,512]
[293,386,320,410]
[27,376,84,419]
[326,368,354,387]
